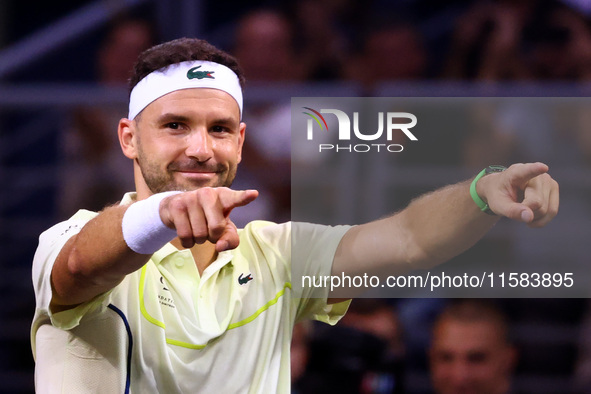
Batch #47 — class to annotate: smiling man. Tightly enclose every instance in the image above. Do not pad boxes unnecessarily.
[31,38,559,393]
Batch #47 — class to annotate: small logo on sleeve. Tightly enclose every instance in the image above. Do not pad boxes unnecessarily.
[187,65,215,80]
[59,224,80,237]
[238,273,253,285]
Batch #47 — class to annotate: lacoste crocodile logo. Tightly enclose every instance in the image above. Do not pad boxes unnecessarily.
[238,273,253,285]
[187,65,215,80]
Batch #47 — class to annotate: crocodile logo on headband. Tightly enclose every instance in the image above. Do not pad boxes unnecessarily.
[187,65,215,80]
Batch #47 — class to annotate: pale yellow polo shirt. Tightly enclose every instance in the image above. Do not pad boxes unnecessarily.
[32,193,351,393]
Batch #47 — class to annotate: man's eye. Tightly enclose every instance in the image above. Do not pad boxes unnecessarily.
[166,122,181,130]
[211,125,227,133]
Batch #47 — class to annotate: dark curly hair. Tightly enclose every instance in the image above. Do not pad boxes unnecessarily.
[128,37,245,92]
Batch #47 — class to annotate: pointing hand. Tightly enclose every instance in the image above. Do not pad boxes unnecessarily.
[159,187,259,251]
[476,162,559,227]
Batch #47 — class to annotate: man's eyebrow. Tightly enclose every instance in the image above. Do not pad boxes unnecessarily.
[155,113,238,127]
[211,117,239,127]
[156,113,192,123]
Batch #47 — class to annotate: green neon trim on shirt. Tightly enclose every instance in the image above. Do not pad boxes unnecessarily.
[227,282,292,331]
[139,263,292,349]
[166,338,208,349]
[139,265,166,329]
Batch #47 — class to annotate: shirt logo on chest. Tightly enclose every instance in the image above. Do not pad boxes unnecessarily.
[160,276,169,291]
[158,276,175,309]
[238,273,253,285]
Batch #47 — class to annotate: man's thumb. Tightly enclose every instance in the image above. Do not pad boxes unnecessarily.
[501,202,534,223]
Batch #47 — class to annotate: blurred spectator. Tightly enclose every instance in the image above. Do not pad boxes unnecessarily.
[290,0,352,80]
[303,299,405,393]
[233,9,304,82]
[59,18,156,216]
[233,4,353,82]
[444,0,591,82]
[525,4,591,81]
[346,23,427,90]
[96,18,156,86]
[396,298,447,371]
[340,299,404,361]
[429,299,517,394]
[443,0,533,81]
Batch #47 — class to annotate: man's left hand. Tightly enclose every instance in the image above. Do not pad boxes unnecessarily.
[476,162,559,227]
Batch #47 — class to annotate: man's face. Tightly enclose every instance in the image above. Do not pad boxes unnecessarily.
[125,88,245,196]
[429,319,515,394]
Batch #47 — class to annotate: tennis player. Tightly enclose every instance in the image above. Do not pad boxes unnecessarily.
[31,37,558,393]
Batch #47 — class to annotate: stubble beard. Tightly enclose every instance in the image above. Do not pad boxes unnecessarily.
[136,138,237,194]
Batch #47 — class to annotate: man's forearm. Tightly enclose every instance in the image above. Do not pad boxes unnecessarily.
[51,205,149,309]
[50,187,259,310]
[333,162,558,277]
[334,181,498,277]
[396,181,499,268]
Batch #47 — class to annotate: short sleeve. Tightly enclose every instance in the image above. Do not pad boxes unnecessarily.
[31,210,110,332]
[290,222,353,323]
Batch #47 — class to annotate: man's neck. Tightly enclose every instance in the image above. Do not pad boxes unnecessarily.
[170,238,218,276]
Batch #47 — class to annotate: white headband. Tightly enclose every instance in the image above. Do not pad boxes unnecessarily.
[128,60,243,120]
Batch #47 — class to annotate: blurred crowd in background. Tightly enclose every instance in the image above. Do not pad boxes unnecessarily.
[2,0,591,392]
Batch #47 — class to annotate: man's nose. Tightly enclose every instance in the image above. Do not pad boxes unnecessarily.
[449,362,472,386]
[185,129,213,162]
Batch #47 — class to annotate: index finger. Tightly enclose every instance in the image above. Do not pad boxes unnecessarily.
[217,189,259,213]
[507,162,549,187]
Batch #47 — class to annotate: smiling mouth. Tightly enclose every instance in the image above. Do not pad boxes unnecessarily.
[169,161,225,173]
[176,170,217,177]
[177,170,217,174]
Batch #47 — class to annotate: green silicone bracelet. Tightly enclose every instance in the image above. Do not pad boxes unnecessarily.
[470,168,490,213]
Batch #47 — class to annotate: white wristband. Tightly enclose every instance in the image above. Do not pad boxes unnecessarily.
[122,191,181,254]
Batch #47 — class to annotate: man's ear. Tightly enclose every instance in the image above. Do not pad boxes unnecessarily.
[118,118,138,159]
[236,121,246,164]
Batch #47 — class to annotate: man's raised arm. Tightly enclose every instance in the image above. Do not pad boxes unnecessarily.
[332,162,559,277]
[49,188,258,312]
